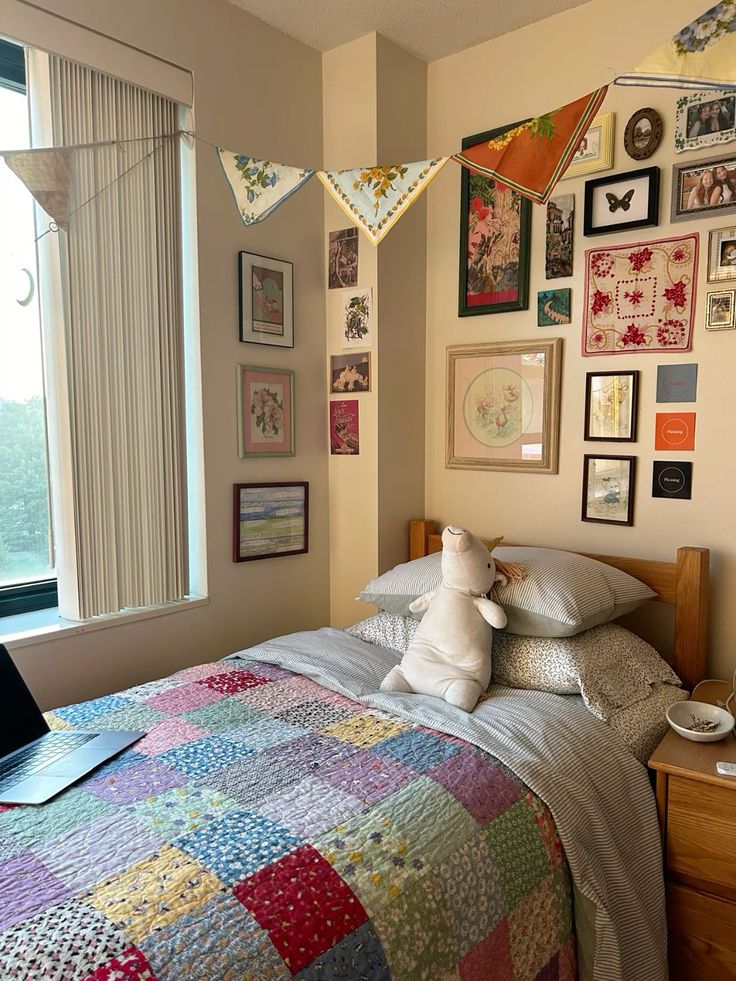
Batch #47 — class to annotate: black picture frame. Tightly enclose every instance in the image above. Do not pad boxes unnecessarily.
[584,370,639,443]
[459,122,532,316]
[581,455,636,526]
[238,251,294,348]
[583,166,660,237]
[233,482,308,562]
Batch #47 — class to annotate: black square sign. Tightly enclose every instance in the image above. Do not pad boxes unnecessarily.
[652,461,692,500]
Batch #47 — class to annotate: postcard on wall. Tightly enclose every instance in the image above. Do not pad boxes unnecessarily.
[545,194,574,278]
[339,288,373,348]
[656,364,698,403]
[537,288,571,326]
[330,399,359,454]
[655,412,696,451]
[328,227,359,289]
[330,352,371,393]
[652,461,693,500]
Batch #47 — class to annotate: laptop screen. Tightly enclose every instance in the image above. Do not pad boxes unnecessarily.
[0,645,49,757]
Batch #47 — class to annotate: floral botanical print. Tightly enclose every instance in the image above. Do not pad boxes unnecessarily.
[217,149,314,226]
[249,386,284,439]
[583,235,699,355]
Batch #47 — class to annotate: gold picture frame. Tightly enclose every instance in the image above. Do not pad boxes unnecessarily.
[562,112,615,180]
[446,338,562,474]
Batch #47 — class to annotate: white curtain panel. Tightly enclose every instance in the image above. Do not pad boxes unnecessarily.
[48,56,187,619]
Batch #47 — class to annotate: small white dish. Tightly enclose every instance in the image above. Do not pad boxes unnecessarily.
[667,700,735,742]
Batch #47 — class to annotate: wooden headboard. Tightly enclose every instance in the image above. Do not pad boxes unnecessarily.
[409,520,709,690]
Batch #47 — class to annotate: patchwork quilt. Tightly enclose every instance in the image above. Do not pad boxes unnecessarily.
[0,658,575,981]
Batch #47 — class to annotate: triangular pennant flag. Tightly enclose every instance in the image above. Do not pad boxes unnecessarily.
[217,150,314,226]
[452,86,608,205]
[2,147,74,229]
[616,2,736,90]
[318,158,449,245]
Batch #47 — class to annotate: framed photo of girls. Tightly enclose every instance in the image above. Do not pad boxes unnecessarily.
[674,89,736,154]
[671,154,736,222]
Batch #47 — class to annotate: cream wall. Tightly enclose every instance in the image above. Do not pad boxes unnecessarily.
[426,0,734,678]
[3,0,330,709]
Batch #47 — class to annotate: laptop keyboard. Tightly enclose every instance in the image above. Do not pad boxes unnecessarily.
[0,732,97,790]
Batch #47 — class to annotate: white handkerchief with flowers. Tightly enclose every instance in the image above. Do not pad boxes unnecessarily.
[217,150,314,226]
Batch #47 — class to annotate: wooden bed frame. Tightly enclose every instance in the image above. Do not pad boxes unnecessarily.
[409,520,710,690]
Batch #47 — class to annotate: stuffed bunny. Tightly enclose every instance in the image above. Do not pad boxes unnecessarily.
[380,525,508,712]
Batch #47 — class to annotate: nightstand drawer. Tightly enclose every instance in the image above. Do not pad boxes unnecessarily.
[667,882,736,980]
[667,775,736,897]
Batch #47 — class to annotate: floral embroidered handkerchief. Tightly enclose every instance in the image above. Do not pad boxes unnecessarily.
[217,150,314,226]
[583,234,699,356]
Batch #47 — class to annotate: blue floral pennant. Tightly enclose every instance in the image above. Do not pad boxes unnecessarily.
[616,1,736,90]
[217,150,315,226]
[318,158,449,245]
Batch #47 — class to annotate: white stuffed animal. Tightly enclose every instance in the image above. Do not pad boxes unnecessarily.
[380,525,508,712]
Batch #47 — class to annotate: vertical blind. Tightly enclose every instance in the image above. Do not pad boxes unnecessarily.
[49,56,187,619]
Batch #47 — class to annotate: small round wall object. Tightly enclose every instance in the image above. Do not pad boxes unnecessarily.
[624,108,663,160]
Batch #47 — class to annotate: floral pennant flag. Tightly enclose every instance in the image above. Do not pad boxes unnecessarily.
[452,86,608,205]
[1,147,75,230]
[317,158,449,245]
[616,2,736,90]
[217,150,315,226]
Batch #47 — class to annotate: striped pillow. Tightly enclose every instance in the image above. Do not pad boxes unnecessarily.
[357,546,655,638]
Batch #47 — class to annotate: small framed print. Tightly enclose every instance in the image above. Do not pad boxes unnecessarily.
[624,108,663,161]
[652,461,692,500]
[239,251,294,348]
[582,454,636,526]
[233,482,308,562]
[655,412,695,452]
[537,288,571,326]
[670,153,736,222]
[562,112,615,180]
[584,371,639,442]
[583,167,660,236]
[330,352,371,393]
[705,289,736,330]
[707,226,736,282]
[674,90,736,154]
[237,364,295,458]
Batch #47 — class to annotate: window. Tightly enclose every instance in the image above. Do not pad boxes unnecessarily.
[0,39,56,616]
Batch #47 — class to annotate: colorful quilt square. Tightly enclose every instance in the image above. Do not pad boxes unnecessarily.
[155,736,254,780]
[295,921,390,981]
[173,661,243,683]
[89,844,224,944]
[436,831,507,953]
[372,728,463,773]
[37,810,164,893]
[200,669,271,694]
[0,829,25,862]
[263,732,359,778]
[86,702,167,732]
[486,798,553,909]
[141,890,290,981]
[0,787,114,847]
[83,945,155,981]
[86,749,147,781]
[224,716,306,752]
[174,808,300,886]
[242,661,295,681]
[134,718,207,756]
[134,784,237,839]
[428,746,523,825]
[318,748,415,807]
[44,711,73,730]
[236,676,323,714]
[182,696,265,734]
[257,774,365,839]
[274,699,357,732]
[145,681,223,713]
[234,844,368,975]
[0,899,131,980]
[321,713,409,749]
[0,850,72,931]
[203,754,302,809]
[508,869,573,981]
[54,693,133,726]
[84,757,187,804]
[459,917,513,981]
[123,676,187,702]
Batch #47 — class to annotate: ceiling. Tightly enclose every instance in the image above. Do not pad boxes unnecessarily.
[224,0,594,62]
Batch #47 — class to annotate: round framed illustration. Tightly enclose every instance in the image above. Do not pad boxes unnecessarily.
[624,108,663,160]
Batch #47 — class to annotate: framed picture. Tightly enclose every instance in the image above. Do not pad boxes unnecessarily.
[652,461,693,500]
[330,399,359,454]
[237,364,295,458]
[674,89,736,154]
[583,167,660,236]
[584,371,639,442]
[545,193,574,278]
[537,288,571,326]
[562,112,615,180]
[330,352,371,393]
[623,108,663,161]
[446,338,562,474]
[705,289,735,329]
[582,455,636,526]
[233,482,308,562]
[670,153,736,222]
[328,227,359,289]
[459,122,531,315]
[238,251,294,348]
[707,226,736,282]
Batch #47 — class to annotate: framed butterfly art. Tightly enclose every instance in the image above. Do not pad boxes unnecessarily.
[583,166,660,237]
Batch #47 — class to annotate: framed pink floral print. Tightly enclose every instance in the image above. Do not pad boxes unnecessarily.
[237,364,295,457]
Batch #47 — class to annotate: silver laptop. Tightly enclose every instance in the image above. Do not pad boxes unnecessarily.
[0,644,142,805]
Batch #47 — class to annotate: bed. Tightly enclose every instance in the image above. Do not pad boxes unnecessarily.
[0,519,709,981]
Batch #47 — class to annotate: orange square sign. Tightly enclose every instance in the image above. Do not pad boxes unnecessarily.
[655,412,696,451]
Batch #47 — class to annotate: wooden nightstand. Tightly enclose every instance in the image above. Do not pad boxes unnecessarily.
[649,680,736,980]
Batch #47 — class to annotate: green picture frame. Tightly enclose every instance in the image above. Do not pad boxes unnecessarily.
[459,121,532,316]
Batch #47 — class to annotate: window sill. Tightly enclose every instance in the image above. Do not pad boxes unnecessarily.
[0,595,210,648]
